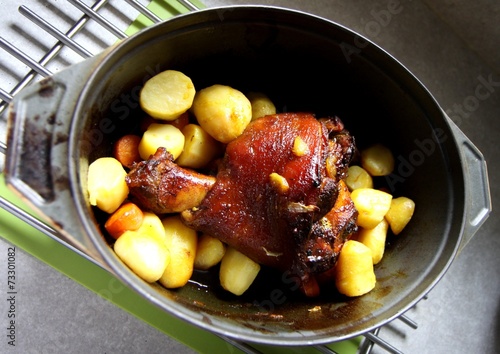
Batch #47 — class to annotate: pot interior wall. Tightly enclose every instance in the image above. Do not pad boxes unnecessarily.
[73,7,465,343]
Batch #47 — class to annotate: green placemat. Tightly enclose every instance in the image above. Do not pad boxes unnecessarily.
[125,0,206,35]
[0,1,361,352]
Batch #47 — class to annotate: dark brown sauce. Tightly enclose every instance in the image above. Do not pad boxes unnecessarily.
[148,265,386,333]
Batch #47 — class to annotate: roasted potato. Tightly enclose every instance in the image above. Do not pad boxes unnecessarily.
[135,212,167,245]
[246,91,276,120]
[139,70,195,120]
[176,124,222,169]
[159,216,198,288]
[87,157,129,214]
[361,144,395,176]
[219,246,260,296]
[194,234,226,270]
[354,219,389,264]
[345,165,374,190]
[350,188,393,229]
[114,230,170,283]
[335,240,376,297]
[138,123,185,160]
[385,197,415,235]
[191,84,252,143]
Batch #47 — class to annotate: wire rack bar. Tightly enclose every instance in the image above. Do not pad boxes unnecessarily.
[364,331,403,354]
[0,1,417,353]
[0,0,109,114]
[0,141,6,155]
[214,335,264,354]
[178,0,200,11]
[0,37,52,77]
[19,5,93,59]
[67,0,128,39]
[0,88,12,103]
[314,345,340,354]
[398,314,418,330]
[124,0,163,23]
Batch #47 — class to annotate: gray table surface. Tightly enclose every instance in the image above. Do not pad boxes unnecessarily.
[0,0,498,353]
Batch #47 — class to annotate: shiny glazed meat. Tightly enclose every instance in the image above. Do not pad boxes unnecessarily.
[180,113,358,294]
[126,149,216,214]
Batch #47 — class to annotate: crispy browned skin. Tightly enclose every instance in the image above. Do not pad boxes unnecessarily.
[304,179,357,288]
[181,113,357,294]
[126,148,216,214]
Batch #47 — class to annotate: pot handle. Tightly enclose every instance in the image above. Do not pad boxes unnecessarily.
[4,54,110,268]
[444,113,492,253]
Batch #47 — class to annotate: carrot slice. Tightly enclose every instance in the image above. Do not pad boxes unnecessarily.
[105,202,144,239]
[113,134,142,169]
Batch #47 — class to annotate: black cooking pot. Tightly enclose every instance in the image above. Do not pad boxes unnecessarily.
[4,6,491,345]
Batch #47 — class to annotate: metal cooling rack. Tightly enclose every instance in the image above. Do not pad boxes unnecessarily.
[0,1,419,353]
